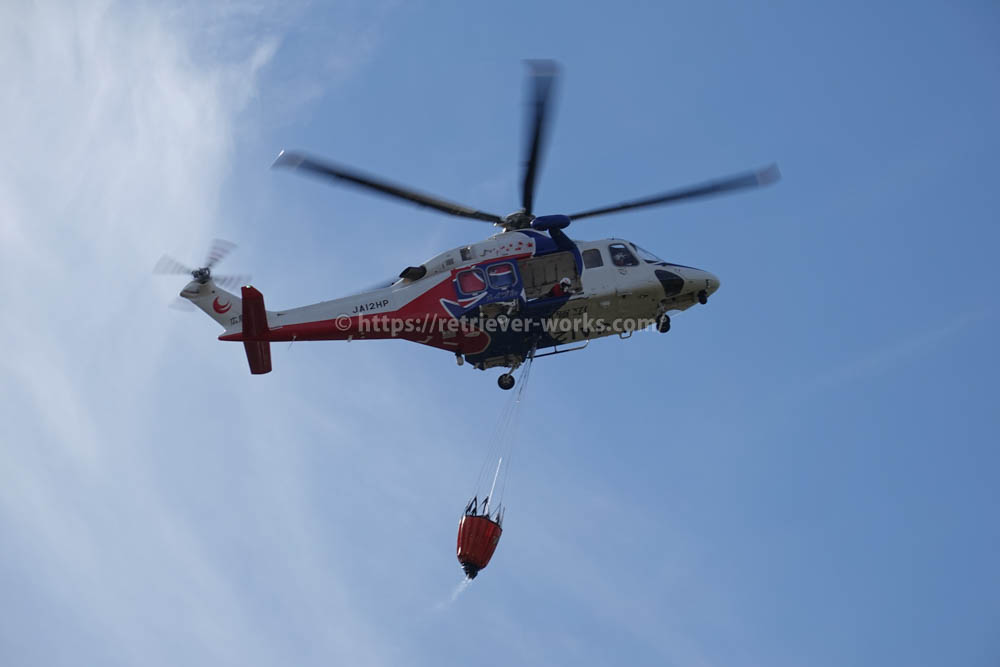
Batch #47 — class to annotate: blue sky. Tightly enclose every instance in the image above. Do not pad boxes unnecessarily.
[2,1,998,665]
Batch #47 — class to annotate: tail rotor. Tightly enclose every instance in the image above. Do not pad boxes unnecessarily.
[203,238,236,270]
[153,238,251,296]
[168,297,196,312]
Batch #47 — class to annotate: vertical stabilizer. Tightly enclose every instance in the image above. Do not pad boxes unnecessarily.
[180,280,243,331]
[239,286,272,375]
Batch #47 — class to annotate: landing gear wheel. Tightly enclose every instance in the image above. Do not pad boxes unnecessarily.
[697,290,708,305]
[498,373,515,390]
[657,313,671,333]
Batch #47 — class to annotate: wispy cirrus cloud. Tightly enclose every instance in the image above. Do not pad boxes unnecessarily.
[0,2,394,665]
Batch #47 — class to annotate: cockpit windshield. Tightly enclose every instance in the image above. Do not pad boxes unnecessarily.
[634,245,665,264]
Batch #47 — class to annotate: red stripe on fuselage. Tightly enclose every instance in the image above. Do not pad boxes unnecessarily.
[219,253,532,354]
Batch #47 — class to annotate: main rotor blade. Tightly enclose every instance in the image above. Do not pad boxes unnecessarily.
[568,164,781,221]
[521,60,559,216]
[273,150,504,224]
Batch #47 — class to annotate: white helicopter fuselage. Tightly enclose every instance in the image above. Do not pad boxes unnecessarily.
[183,229,719,376]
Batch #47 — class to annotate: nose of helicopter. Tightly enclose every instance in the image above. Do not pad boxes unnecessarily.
[705,271,721,295]
[688,269,720,295]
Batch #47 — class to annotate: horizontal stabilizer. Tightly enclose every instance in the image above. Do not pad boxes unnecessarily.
[241,286,272,375]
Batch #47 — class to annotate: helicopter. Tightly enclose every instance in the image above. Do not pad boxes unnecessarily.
[156,61,779,390]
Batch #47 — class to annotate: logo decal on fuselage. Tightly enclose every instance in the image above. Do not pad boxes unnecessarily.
[213,297,232,314]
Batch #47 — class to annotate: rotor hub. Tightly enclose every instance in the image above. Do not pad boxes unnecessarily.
[501,210,535,231]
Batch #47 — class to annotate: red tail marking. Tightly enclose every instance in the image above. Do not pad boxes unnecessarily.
[213,297,232,314]
[240,286,271,375]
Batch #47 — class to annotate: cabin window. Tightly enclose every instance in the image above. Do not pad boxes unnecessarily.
[634,245,665,264]
[487,262,517,289]
[457,268,487,295]
[609,243,639,267]
[655,269,685,297]
[582,248,604,268]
